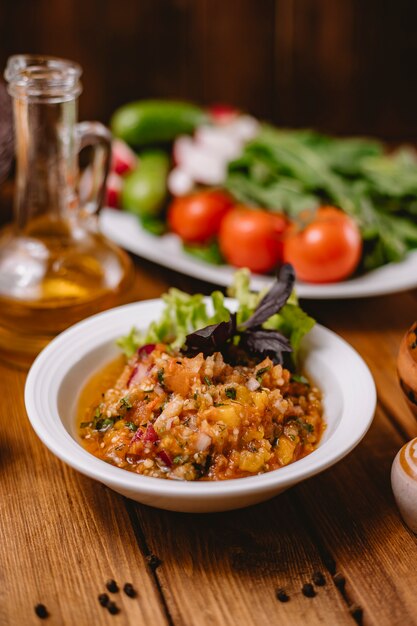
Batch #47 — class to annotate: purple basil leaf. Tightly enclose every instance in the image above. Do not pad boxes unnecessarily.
[240,328,292,364]
[241,264,295,330]
[185,313,236,356]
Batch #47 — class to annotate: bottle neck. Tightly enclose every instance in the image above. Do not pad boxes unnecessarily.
[13,95,79,233]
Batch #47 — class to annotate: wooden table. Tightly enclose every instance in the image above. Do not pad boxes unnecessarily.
[1,257,417,626]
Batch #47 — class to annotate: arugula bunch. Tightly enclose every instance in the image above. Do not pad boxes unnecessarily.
[117,266,315,369]
[226,125,417,270]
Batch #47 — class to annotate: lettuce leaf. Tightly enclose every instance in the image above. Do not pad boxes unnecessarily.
[117,268,315,369]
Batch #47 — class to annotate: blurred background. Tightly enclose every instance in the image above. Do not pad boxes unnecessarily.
[1,0,417,141]
[1,0,417,220]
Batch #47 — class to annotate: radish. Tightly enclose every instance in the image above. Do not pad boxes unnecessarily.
[195,125,243,161]
[173,135,194,166]
[225,115,260,142]
[208,104,239,125]
[168,167,194,196]
[111,138,138,175]
[173,136,226,185]
[105,171,123,208]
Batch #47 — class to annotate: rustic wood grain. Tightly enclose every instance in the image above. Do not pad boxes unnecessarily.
[1,258,417,625]
[130,491,353,626]
[2,0,417,139]
[0,365,168,626]
[305,292,417,440]
[295,403,417,626]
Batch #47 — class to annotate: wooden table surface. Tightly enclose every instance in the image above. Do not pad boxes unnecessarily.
[1,257,417,626]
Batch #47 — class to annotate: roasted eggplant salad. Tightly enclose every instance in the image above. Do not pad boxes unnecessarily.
[78,266,325,481]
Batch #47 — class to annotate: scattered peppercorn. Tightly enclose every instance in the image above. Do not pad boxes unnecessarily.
[34,604,48,619]
[98,593,109,607]
[146,554,162,570]
[334,572,346,592]
[106,579,119,593]
[302,583,316,598]
[312,571,326,586]
[123,583,137,598]
[349,603,364,624]
[275,588,290,603]
[107,601,120,615]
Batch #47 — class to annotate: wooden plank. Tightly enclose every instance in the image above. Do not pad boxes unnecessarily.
[295,403,417,625]
[126,282,417,625]
[131,494,355,625]
[0,366,168,626]
[189,0,276,119]
[305,292,417,439]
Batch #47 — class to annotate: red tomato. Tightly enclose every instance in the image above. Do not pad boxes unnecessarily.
[283,207,362,283]
[168,190,233,243]
[219,207,287,273]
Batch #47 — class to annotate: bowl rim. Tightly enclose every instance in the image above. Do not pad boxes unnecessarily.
[25,299,377,501]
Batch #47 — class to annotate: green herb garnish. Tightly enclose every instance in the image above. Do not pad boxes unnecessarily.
[120,396,133,410]
[291,374,310,385]
[225,387,237,400]
[296,418,314,433]
[95,418,115,432]
[157,368,165,385]
[126,422,138,432]
[203,376,212,387]
[256,366,271,383]
[94,405,103,419]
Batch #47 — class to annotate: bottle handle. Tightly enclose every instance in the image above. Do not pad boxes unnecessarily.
[75,121,112,215]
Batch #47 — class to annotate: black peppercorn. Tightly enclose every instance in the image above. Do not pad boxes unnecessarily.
[334,572,346,592]
[275,588,290,603]
[34,604,48,619]
[146,554,162,570]
[349,603,363,624]
[312,571,326,586]
[107,601,120,615]
[98,593,109,607]
[123,583,137,598]
[302,583,316,598]
[106,579,119,593]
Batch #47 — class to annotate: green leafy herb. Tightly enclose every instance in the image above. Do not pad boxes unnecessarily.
[94,405,103,419]
[116,326,141,358]
[226,124,417,270]
[256,366,271,383]
[95,418,115,432]
[173,455,183,464]
[296,418,314,433]
[225,387,237,400]
[183,240,224,265]
[126,422,138,432]
[157,368,165,385]
[291,374,310,385]
[120,396,133,410]
[140,215,166,236]
[117,265,315,369]
[203,376,212,387]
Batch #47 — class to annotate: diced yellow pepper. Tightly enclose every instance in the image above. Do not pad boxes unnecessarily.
[239,449,270,473]
[252,390,268,412]
[212,404,240,428]
[236,385,252,404]
[242,426,265,443]
[277,436,298,465]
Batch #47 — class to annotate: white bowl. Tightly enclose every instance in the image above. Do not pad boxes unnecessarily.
[25,299,376,513]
